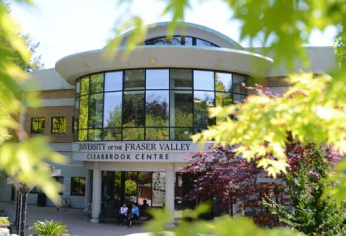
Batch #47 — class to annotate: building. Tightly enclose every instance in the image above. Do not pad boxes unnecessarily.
[0,22,337,223]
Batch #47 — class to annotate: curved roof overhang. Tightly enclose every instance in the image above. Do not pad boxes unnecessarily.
[56,46,273,85]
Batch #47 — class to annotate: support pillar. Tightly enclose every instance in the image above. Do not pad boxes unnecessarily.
[84,169,92,210]
[91,168,101,223]
[165,163,175,223]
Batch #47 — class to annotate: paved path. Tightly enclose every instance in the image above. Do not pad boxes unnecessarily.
[0,202,146,236]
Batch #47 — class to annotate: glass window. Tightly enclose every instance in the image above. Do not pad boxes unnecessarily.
[216,92,232,107]
[105,71,123,92]
[146,69,169,89]
[170,69,192,89]
[54,176,64,195]
[215,72,232,93]
[194,91,215,128]
[123,91,145,127]
[145,37,182,45]
[183,37,193,46]
[88,129,102,141]
[88,93,103,128]
[196,39,216,47]
[103,92,122,128]
[51,117,67,134]
[146,91,169,127]
[90,73,104,94]
[194,70,214,90]
[80,77,89,95]
[170,128,192,140]
[169,90,193,127]
[123,128,144,140]
[233,74,247,94]
[146,128,169,140]
[31,117,45,134]
[71,177,86,196]
[79,96,88,129]
[124,70,145,90]
[103,128,121,141]
[78,130,88,142]
[233,94,247,103]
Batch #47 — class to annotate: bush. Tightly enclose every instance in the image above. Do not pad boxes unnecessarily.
[29,220,68,236]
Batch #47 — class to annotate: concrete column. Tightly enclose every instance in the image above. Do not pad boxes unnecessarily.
[165,163,175,221]
[84,170,92,210]
[91,169,101,223]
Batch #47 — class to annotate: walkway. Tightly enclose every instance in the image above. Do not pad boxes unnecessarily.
[0,202,146,236]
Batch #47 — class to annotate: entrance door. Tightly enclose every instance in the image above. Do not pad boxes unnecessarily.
[101,171,165,207]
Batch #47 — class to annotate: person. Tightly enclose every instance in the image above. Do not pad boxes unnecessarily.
[118,203,128,226]
[128,203,140,227]
[141,199,149,210]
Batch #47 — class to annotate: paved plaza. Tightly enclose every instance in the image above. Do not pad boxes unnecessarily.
[0,202,147,236]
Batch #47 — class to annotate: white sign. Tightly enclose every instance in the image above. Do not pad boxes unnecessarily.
[72,141,210,162]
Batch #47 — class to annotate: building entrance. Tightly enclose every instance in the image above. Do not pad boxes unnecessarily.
[101,171,166,207]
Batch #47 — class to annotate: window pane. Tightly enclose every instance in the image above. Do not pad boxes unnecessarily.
[124,70,145,90]
[196,39,216,47]
[215,72,232,92]
[31,118,45,134]
[89,93,103,128]
[194,70,214,90]
[80,77,89,95]
[146,128,169,140]
[194,91,215,128]
[105,71,123,91]
[145,37,182,45]
[233,74,247,93]
[52,117,67,134]
[146,91,169,127]
[125,172,138,201]
[90,73,104,93]
[170,128,192,140]
[233,93,247,103]
[169,91,193,127]
[166,36,182,45]
[123,128,144,140]
[71,177,85,195]
[103,92,122,128]
[216,92,232,107]
[88,129,102,141]
[103,128,121,141]
[184,37,193,46]
[170,69,192,89]
[123,91,145,127]
[146,69,169,89]
[79,95,88,129]
[78,130,88,141]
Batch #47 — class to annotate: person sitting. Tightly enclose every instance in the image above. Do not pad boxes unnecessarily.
[128,203,139,227]
[141,199,149,211]
[117,203,128,226]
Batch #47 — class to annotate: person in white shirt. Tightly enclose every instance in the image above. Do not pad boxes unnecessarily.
[118,203,128,226]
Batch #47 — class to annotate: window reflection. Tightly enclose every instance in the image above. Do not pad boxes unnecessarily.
[89,93,103,128]
[90,74,104,93]
[105,71,123,91]
[79,96,88,129]
[146,91,169,127]
[170,128,193,140]
[103,92,122,128]
[123,128,144,140]
[233,93,247,102]
[194,70,214,90]
[123,91,145,127]
[196,38,216,47]
[169,90,193,127]
[184,37,193,46]
[124,70,145,90]
[215,72,232,93]
[146,69,169,89]
[170,69,192,89]
[194,91,215,128]
[144,36,218,47]
[146,128,169,140]
[88,129,102,141]
[233,74,247,94]
[80,77,89,95]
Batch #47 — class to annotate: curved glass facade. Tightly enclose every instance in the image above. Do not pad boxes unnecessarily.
[144,36,219,47]
[74,69,247,141]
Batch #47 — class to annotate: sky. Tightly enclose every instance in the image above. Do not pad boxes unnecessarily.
[11,0,338,68]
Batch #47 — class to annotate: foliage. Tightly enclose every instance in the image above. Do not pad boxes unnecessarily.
[264,145,346,236]
[145,207,303,236]
[125,179,137,195]
[29,220,68,236]
[0,0,66,203]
